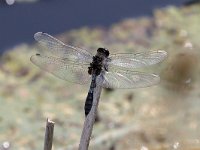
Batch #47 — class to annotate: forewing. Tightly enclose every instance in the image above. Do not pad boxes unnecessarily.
[34,32,93,63]
[98,69,160,89]
[30,54,91,84]
[108,50,167,69]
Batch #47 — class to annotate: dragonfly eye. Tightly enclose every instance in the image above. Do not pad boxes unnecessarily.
[104,49,109,57]
[97,48,110,57]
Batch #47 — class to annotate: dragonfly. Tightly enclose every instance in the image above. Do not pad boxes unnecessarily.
[30,32,167,116]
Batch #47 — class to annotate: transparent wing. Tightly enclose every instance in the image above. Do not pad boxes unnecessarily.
[30,54,91,84]
[107,50,167,69]
[34,32,93,63]
[97,69,160,89]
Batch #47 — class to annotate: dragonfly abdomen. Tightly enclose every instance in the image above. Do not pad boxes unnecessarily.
[84,91,93,116]
[84,74,97,116]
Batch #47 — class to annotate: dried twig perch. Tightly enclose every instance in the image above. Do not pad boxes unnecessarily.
[44,118,55,150]
[78,85,102,150]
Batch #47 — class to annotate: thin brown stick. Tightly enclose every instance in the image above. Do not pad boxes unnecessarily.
[78,85,102,150]
[44,118,55,150]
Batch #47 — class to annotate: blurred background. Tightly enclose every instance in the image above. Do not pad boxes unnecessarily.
[0,0,200,150]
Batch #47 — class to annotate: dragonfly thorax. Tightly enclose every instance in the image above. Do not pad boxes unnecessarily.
[88,56,102,75]
[88,48,110,76]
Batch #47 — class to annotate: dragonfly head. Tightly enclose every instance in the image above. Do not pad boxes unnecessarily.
[97,48,110,57]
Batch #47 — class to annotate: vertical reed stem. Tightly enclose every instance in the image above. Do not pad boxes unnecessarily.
[78,85,102,150]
